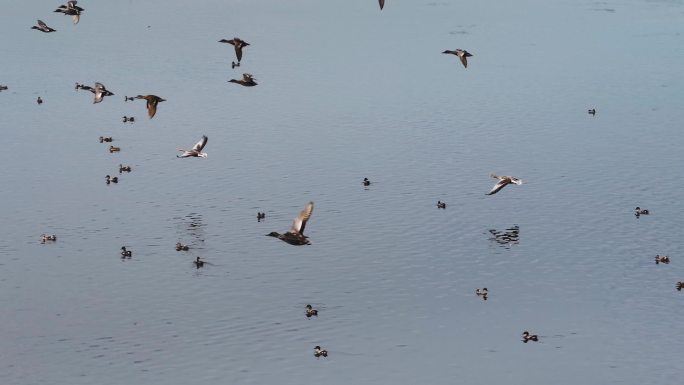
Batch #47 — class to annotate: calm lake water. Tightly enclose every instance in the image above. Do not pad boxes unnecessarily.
[2,0,684,384]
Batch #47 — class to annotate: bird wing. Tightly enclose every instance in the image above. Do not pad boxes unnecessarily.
[243,73,254,81]
[192,136,208,152]
[146,98,158,118]
[379,0,385,9]
[510,177,522,185]
[71,13,80,24]
[459,54,468,68]
[235,45,243,62]
[38,19,48,28]
[486,179,510,195]
[290,201,314,235]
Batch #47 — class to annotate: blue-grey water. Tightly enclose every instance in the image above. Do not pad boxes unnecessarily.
[2,1,684,384]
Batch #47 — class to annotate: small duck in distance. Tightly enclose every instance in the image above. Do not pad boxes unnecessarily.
[40,234,57,243]
[37,96,43,104]
[32,20,56,33]
[175,242,189,251]
[475,288,488,300]
[120,246,132,258]
[634,207,649,217]
[109,145,120,153]
[306,304,318,318]
[193,256,205,268]
[588,108,596,115]
[119,164,132,173]
[379,0,385,9]
[677,282,683,291]
[177,135,208,158]
[134,95,166,119]
[267,201,314,246]
[442,49,473,68]
[486,174,522,195]
[105,175,118,184]
[655,255,670,265]
[522,331,538,343]
[0,85,8,91]
[219,37,250,66]
[228,73,257,87]
[437,200,446,209]
[54,1,84,24]
[124,96,135,102]
[313,346,328,358]
[99,136,113,143]
[257,212,266,222]
[122,116,135,123]
[363,177,371,186]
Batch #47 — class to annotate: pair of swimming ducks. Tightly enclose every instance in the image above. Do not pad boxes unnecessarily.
[105,175,118,184]
[522,331,538,343]
[655,255,670,264]
[634,207,649,217]
[40,234,57,243]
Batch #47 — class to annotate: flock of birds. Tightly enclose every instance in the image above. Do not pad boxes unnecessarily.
[6,0,680,362]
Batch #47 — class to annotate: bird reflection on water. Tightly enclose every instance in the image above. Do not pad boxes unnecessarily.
[488,225,520,248]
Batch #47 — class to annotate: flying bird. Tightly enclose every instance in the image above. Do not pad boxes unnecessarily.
[379,0,385,10]
[267,201,314,245]
[442,49,473,68]
[219,37,250,67]
[78,82,113,103]
[486,174,522,195]
[228,73,257,87]
[177,135,208,158]
[32,20,56,33]
[134,95,166,118]
[54,1,84,24]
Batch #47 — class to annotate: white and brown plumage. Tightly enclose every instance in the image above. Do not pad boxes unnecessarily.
[219,37,250,65]
[135,95,166,119]
[442,49,473,68]
[655,255,670,265]
[522,331,538,343]
[40,234,57,243]
[475,288,488,300]
[267,201,314,246]
[54,1,84,24]
[486,174,522,195]
[80,82,113,103]
[313,346,328,358]
[177,135,208,158]
[228,73,257,87]
[32,20,56,33]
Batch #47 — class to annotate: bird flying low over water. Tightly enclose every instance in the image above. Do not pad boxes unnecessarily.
[134,95,166,119]
[54,1,84,24]
[267,201,314,245]
[219,37,250,66]
[32,20,56,33]
[442,49,473,68]
[228,73,257,87]
[486,174,522,195]
[78,82,113,103]
[177,135,208,158]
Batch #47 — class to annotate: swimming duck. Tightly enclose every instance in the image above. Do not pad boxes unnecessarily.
[634,207,649,217]
[219,38,250,65]
[37,96,43,105]
[105,175,118,184]
[313,346,328,358]
[40,234,57,243]
[267,201,314,246]
[0,85,8,91]
[522,331,538,343]
[588,108,596,115]
[124,96,135,102]
[120,246,132,258]
[134,95,166,119]
[176,242,189,251]
[437,200,446,209]
[486,174,522,195]
[442,49,473,68]
[228,73,257,87]
[54,1,84,24]
[122,116,135,123]
[99,136,113,143]
[677,282,683,291]
[177,135,208,158]
[655,255,670,264]
[31,20,56,33]
[306,304,318,317]
[109,145,120,153]
[379,0,385,9]
[363,177,371,186]
[194,256,205,268]
[257,212,266,221]
[119,164,132,173]
[475,288,488,300]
